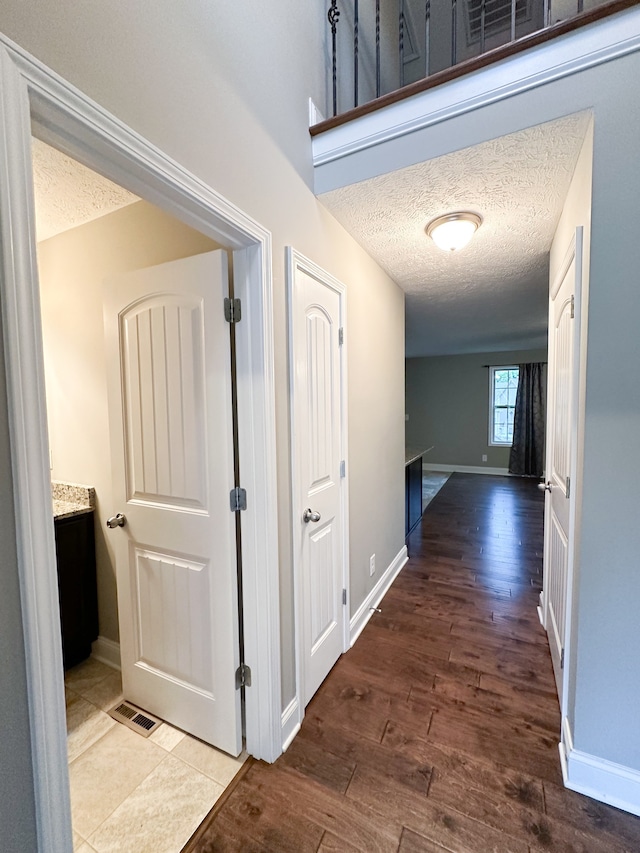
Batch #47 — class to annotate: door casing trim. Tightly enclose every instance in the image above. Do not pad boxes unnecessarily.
[0,33,282,852]
[542,226,585,727]
[285,247,350,748]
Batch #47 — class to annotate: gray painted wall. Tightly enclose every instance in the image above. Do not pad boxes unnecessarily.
[0,307,38,852]
[571,66,640,769]
[406,349,547,469]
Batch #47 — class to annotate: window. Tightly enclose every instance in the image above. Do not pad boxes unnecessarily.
[489,366,519,445]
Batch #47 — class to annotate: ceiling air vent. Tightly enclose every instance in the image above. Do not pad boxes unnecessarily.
[108,701,162,738]
[466,0,531,44]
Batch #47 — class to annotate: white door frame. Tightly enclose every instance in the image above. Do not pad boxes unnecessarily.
[284,247,349,750]
[0,34,282,853]
[541,227,586,726]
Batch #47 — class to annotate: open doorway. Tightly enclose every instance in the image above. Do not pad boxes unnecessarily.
[33,137,249,850]
[0,40,282,848]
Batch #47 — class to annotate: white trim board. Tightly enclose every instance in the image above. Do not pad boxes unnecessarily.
[91,636,121,671]
[423,463,510,476]
[350,546,408,647]
[0,31,282,852]
[281,697,301,753]
[560,719,640,818]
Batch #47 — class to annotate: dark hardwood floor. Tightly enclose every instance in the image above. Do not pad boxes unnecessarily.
[188,474,640,852]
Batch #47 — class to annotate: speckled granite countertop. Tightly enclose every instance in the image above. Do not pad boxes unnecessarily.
[52,481,96,520]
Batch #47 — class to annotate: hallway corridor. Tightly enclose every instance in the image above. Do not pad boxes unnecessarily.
[187,474,640,852]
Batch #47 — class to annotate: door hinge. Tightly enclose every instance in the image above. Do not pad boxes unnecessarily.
[230,486,247,512]
[342,588,347,605]
[570,295,575,319]
[338,327,344,346]
[224,297,242,324]
[560,648,565,669]
[340,460,346,478]
[565,476,571,499]
[235,663,252,689]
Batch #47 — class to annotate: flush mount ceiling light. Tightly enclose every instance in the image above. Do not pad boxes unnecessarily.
[425,211,483,252]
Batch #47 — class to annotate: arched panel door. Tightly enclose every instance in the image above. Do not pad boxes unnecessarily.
[104,250,241,755]
[290,255,347,708]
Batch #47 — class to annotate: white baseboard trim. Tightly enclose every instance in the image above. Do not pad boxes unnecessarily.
[91,636,121,670]
[281,696,301,752]
[350,545,408,647]
[423,463,510,476]
[560,718,640,817]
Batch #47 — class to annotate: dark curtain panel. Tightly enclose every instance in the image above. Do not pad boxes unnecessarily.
[509,363,545,477]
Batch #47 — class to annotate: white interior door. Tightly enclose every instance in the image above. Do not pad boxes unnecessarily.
[542,228,583,704]
[289,252,347,707]
[104,250,242,756]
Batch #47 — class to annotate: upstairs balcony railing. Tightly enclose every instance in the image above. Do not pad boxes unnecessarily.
[321,0,635,124]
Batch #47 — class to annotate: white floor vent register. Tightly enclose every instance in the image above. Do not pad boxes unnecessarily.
[108,701,162,738]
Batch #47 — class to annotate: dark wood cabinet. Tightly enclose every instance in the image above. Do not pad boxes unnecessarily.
[54,511,98,669]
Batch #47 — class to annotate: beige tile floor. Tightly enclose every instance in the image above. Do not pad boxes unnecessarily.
[65,657,247,853]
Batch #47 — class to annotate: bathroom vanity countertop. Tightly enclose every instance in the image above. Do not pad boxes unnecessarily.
[52,481,96,520]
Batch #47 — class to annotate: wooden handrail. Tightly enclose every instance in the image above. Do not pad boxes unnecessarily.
[310,0,637,136]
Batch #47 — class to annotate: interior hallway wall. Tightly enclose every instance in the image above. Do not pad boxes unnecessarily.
[0,1,406,719]
[406,348,548,469]
[568,101,640,770]
[38,200,220,644]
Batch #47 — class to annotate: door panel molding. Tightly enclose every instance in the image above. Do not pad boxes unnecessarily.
[286,247,350,748]
[0,35,281,851]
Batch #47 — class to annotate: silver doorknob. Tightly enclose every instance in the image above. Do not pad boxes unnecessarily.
[106,513,126,529]
[537,481,552,493]
[303,508,321,523]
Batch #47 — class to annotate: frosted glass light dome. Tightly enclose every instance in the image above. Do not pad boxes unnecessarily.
[426,212,482,252]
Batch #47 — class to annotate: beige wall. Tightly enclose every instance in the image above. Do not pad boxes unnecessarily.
[38,200,220,643]
[406,349,548,469]
[2,1,406,719]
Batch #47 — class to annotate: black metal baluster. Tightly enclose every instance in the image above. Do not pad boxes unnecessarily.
[354,0,359,107]
[399,0,405,89]
[451,0,457,67]
[376,0,381,98]
[328,0,340,116]
[480,0,486,54]
[577,0,584,11]
[511,0,516,41]
[425,0,431,77]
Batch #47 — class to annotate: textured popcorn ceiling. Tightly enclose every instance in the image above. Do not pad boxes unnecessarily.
[320,113,591,357]
[32,137,138,242]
